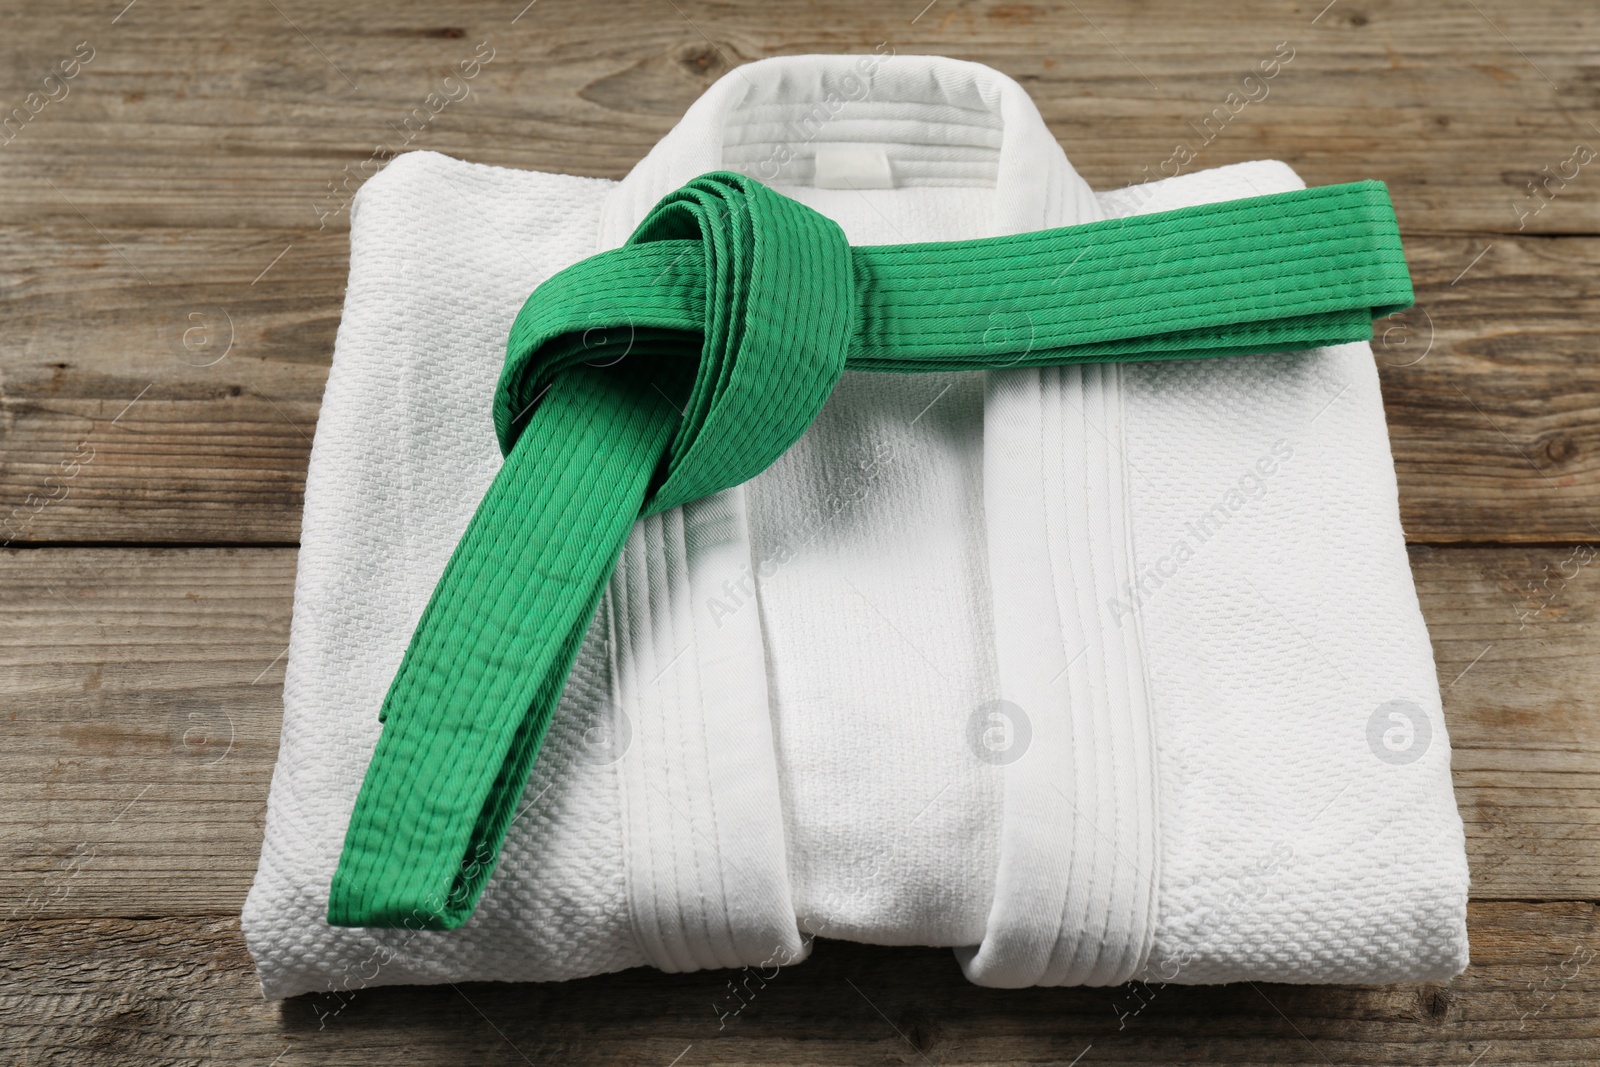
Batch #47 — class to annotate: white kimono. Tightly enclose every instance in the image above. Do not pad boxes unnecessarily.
[243,53,1469,998]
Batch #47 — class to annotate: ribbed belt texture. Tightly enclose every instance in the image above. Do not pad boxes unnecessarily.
[327,170,1413,929]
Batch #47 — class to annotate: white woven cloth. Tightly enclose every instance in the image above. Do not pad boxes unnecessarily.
[243,54,1469,999]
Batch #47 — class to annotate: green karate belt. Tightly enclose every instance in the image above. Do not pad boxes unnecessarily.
[328,171,1414,929]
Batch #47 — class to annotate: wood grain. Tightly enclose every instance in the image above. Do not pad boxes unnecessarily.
[1,544,1594,919]
[1419,542,1600,903]
[0,223,335,546]
[0,1,1596,234]
[0,548,290,922]
[1385,236,1600,543]
[0,904,1594,1066]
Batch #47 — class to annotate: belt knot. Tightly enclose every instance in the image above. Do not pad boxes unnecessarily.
[495,172,854,517]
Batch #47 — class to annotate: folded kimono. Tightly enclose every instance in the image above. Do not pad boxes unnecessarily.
[243,53,1469,999]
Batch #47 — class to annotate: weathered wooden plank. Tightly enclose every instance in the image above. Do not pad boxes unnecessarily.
[1419,542,1600,903]
[1,544,1594,918]
[0,904,1594,1066]
[0,1,1596,234]
[0,224,338,545]
[1383,234,1600,543]
[0,548,291,920]
[2,228,1596,543]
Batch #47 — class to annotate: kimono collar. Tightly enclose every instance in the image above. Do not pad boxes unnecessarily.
[598,53,1101,247]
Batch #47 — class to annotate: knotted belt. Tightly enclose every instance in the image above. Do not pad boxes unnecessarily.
[327,171,1413,929]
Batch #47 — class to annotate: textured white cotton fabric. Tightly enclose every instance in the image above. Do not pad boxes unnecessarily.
[1111,163,1469,984]
[243,54,1469,1000]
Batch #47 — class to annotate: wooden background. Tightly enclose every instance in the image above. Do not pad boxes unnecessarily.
[2,0,1597,1063]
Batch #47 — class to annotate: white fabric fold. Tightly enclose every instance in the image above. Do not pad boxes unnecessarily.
[961,363,1161,988]
[243,53,1469,1000]
[610,495,805,973]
